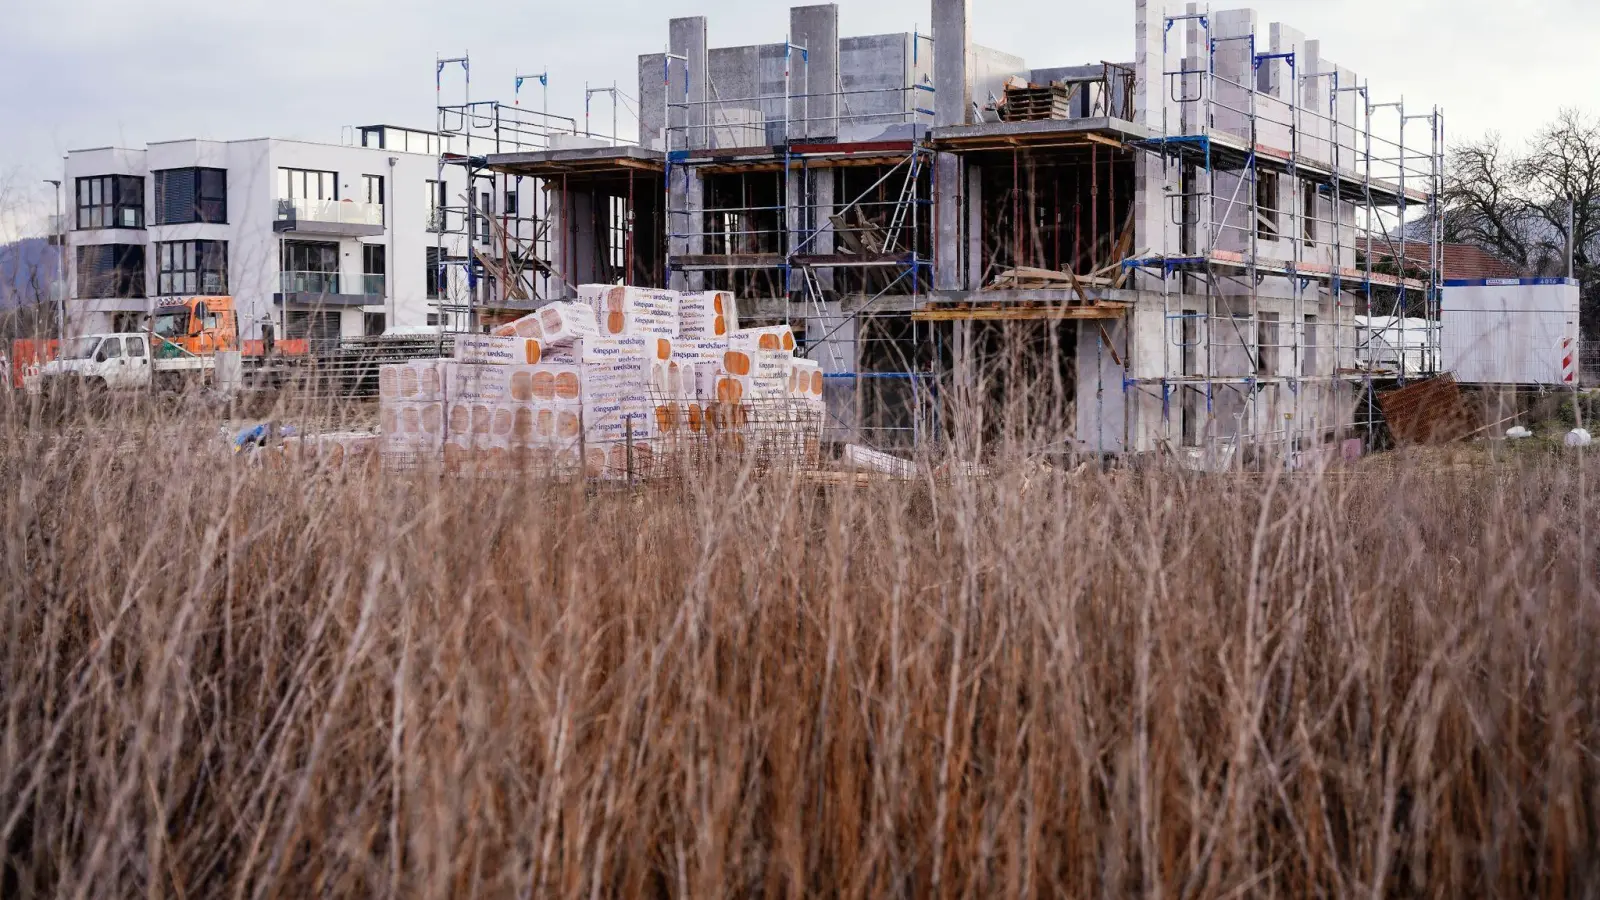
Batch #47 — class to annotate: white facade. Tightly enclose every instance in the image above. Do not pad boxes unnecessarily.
[62,128,483,342]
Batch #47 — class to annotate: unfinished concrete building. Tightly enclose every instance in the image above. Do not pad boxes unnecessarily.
[469,1,1442,457]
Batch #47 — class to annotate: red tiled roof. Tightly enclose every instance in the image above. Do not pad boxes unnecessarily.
[1377,242,1524,280]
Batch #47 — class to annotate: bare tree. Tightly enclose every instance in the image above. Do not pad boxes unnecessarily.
[1445,109,1600,337]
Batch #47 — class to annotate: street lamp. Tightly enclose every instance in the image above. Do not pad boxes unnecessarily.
[43,178,64,338]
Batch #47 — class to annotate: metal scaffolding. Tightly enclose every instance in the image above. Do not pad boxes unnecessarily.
[433,55,598,331]
[1123,7,1444,458]
[661,36,939,448]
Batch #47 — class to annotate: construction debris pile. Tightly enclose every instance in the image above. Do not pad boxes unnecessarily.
[378,287,826,478]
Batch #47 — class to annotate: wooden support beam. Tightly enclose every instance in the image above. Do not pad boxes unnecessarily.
[913,304,1130,322]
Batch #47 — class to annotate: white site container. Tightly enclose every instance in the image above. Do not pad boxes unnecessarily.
[1441,278,1580,385]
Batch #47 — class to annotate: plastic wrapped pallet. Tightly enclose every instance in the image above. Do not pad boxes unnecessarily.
[677,290,739,340]
[490,300,598,344]
[788,357,825,409]
[276,432,381,472]
[381,399,445,468]
[581,284,679,338]
[786,358,826,468]
[379,360,446,402]
[576,336,651,443]
[453,334,548,366]
[646,338,712,444]
[718,325,796,407]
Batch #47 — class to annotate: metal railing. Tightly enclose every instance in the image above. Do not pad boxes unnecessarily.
[280,271,342,294]
[276,197,384,227]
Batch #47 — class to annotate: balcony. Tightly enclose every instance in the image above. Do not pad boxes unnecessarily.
[362,274,386,296]
[274,197,385,237]
[274,270,376,308]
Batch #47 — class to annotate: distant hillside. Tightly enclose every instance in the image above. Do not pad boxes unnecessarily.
[0,238,61,309]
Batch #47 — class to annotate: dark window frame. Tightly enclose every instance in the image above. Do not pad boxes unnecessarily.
[75,175,145,230]
[75,244,146,299]
[425,246,443,300]
[1303,185,1318,248]
[426,179,446,232]
[279,167,339,202]
[281,239,341,294]
[153,168,228,225]
[1255,169,1279,241]
[156,239,228,296]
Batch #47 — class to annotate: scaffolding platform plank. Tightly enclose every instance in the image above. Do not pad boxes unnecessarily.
[1130,132,1430,206]
[670,252,914,271]
[1123,250,1430,291]
[928,117,1150,153]
[913,300,1130,321]
[484,144,665,177]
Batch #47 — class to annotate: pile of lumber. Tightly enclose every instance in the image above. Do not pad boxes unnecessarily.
[999,81,1077,122]
[987,266,1114,291]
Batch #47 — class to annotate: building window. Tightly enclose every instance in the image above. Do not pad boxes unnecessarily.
[364,312,386,336]
[478,191,492,243]
[75,244,145,299]
[609,195,627,270]
[505,188,518,217]
[156,240,227,295]
[363,174,384,205]
[1303,186,1317,248]
[1255,170,1278,241]
[425,246,443,299]
[279,168,338,201]
[154,168,227,225]
[75,175,144,230]
[426,180,446,232]
[1302,314,1319,376]
[1257,311,1280,378]
[363,244,386,296]
[281,240,340,294]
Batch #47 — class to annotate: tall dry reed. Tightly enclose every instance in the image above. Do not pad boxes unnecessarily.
[1,389,1597,897]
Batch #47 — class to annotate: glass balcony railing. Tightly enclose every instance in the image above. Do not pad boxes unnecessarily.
[362,274,385,296]
[276,197,383,227]
[280,271,341,294]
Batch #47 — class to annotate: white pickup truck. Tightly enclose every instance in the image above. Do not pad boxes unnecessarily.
[34,332,220,395]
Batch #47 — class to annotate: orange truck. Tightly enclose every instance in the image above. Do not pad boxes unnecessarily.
[29,296,305,394]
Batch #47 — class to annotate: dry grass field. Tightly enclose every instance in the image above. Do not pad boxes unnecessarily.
[1,392,1597,897]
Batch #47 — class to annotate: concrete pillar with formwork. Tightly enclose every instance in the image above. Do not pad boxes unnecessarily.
[1125,0,1184,449]
[668,17,709,291]
[931,0,970,292]
[790,4,839,140]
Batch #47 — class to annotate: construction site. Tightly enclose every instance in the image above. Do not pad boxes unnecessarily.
[405,0,1449,461]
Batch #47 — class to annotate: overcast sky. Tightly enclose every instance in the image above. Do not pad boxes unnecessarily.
[2,0,1596,236]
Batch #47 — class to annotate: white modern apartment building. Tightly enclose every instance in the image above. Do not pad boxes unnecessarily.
[62,125,503,343]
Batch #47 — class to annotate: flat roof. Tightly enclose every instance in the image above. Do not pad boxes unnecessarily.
[71,135,437,156]
[928,117,1154,151]
[485,144,664,177]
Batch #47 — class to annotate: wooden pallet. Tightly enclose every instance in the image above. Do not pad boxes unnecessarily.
[1000,83,1078,122]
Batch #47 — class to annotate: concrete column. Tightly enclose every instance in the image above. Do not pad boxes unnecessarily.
[932,0,971,127]
[1076,320,1128,454]
[668,168,705,291]
[930,0,971,295]
[790,5,839,139]
[638,53,667,151]
[669,17,708,150]
[965,163,982,289]
[786,167,804,292]
[813,167,835,292]
[934,152,963,291]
